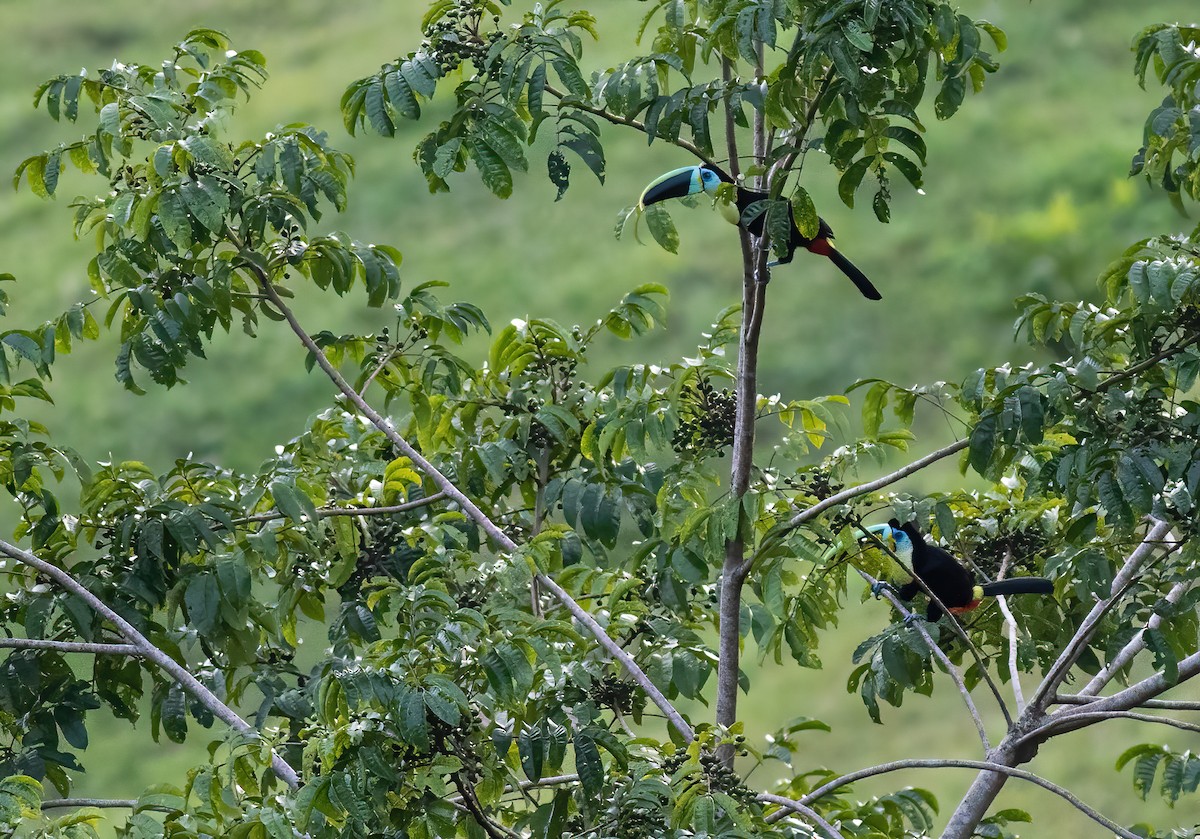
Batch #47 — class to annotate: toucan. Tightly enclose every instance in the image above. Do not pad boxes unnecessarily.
[637,164,882,300]
[866,520,1054,622]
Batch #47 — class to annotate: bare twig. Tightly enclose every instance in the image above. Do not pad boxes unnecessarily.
[543,84,715,167]
[0,638,141,655]
[756,793,844,839]
[234,492,447,525]
[745,439,970,577]
[996,595,1026,715]
[775,757,1139,839]
[1027,709,1200,742]
[0,538,299,789]
[41,798,175,812]
[1054,694,1200,712]
[234,247,694,743]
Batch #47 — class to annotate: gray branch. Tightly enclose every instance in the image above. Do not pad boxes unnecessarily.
[776,757,1139,839]
[41,798,174,813]
[1054,694,1200,711]
[0,638,141,655]
[746,438,969,576]
[854,567,991,750]
[244,261,694,743]
[756,793,845,839]
[1078,577,1190,697]
[1029,518,1173,711]
[0,539,300,789]
[235,492,447,525]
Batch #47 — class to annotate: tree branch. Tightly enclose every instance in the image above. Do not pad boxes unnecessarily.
[714,49,768,765]
[235,248,694,743]
[745,439,969,577]
[756,793,844,839]
[854,567,991,750]
[996,595,1026,715]
[1054,694,1200,711]
[775,757,1139,839]
[1028,709,1200,741]
[234,492,447,525]
[1049,650,1200,723]
[0,538,300,789]
[1029,518,1173,710]
[543,84,715,167]
[41,798,174,812]
[0,638,141,655]
[1077,577,1190,697]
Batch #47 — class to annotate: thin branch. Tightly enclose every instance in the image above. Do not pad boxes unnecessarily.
[713,50,758,766]
[543,83,715,167]
[854,525,1013,729]
[1055,694,1200,711]
[854,567,991,750]
[233,245,694,743]
[0,538,299,789]
[1077,332,1200,396]
[0,638,141,655]
[756,793,845,839]
[1029,518,1173,710]
[996,595,1026,715]
[1050,650,1200,722]
[744,438,969,577]
[358,344,401,399]
[41,798,175,813]
[1029,709,1200,741]
[776,758,1139,839]
[1078,577,1190,697]
[234,492,447,525]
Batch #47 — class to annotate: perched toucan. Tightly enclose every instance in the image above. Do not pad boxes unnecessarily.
[637,164,882,300]
[867,520,1054,622]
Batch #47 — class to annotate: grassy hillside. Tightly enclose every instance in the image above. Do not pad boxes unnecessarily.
[2,0,1197,834]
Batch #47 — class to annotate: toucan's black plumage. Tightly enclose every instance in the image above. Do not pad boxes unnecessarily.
[888,519,1054,622]
[638,164,882,300]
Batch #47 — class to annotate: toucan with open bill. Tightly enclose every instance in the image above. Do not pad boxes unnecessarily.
[865,520,1054,622]
[638,164,882,300]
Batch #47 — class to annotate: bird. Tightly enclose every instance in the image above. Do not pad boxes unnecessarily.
[865,519,1054,622]
[637,164,882,300]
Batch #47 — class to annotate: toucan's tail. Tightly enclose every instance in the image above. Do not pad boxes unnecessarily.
[825,247,882,301]
[980,578,1054,597]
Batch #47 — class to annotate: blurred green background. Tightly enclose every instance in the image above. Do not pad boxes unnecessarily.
[2,0,1197,834]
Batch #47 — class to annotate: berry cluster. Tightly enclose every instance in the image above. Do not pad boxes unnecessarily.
[421,0,504,75]
[972,527,1048,576]
[337,517,421,596]
[672,378,737,456]
[660,740,757,806]
[614,797,668,838]
[589,675,637,714]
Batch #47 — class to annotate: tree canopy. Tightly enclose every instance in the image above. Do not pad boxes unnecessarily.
[2,3,1200,838]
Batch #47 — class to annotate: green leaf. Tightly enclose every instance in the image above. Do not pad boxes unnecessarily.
[643,204,679,254]
[180,176,229,233]
[572,730,604,797]
[837,156,874,208]
[791,187,819,239]
[157,190,193,250]
[467,135,512,198]
[968,413,997,475]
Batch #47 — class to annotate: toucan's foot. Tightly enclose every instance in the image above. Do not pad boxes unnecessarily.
[871,581,896,599]
[903,612,922,626]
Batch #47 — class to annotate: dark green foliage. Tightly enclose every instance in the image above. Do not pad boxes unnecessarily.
[2,5,1200,839]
